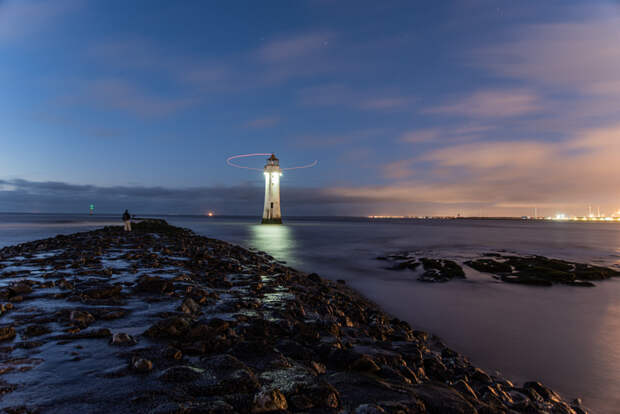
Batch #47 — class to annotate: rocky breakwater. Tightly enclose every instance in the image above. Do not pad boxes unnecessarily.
[0,220,588,413]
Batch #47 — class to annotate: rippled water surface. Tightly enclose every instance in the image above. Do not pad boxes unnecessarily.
[2,213,619,413]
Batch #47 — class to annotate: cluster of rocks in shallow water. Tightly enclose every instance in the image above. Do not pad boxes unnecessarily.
[0,220,589,413]
[380,252,620,287]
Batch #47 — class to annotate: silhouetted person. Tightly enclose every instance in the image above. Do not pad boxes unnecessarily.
[122,209,132,232]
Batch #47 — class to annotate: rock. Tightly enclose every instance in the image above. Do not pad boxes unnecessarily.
[56,328,111,340]
[8,282,33,296]
[350,355,381,373]
[179,297,200,314]
[84,284,122,299]
[310,361,326,375]
[412,383,477,414]
[144,316,191,338]
[132,358,153,373]
[0,326,16,341]
[522,381,561,403]
[70,310,95,327]
[159,365,203,382]
[470,367,493,385]
[419,258,465,282]
[135,275,174,294]
[466,255,620,287]
[423,355,449,382]
[252,389,288,413]
[454,379,478,401]
[23,325,50,338]
[355,404,386,414]
[110,332,137,346]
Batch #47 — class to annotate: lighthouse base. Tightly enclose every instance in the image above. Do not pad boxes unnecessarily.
[261,218,283,225]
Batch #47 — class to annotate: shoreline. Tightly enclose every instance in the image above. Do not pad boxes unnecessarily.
[0,219,588,413]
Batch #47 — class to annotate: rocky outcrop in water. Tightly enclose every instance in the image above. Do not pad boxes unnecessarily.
[465,254,619,287]
[380,251,619,287]
[0,220,588,413]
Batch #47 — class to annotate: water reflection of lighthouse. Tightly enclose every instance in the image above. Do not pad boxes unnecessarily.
[262,154,282,224]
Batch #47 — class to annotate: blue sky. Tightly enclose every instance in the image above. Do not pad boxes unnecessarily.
[2,0,620,216]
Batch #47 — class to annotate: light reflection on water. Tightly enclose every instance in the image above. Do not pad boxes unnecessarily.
[249,224,294,264]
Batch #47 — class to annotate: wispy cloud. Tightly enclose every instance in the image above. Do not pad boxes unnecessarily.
[84,78,195,117]
[292,128,387,148]
[427,89,542,118]
[298,84,415,111]
[474,15,620,97]
[256,32,332,63]
[243,116,281,129]
[0,0,81,44]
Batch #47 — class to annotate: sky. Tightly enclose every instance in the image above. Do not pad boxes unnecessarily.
[1,0,620,216]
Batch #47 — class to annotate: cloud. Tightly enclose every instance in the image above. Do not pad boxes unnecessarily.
[366,123,620,215]
[0,0,80,44]
[399,129,439,143]
[84,78,195,117]
[243,116,281,129]
[0,178,390,215]
[298,84,414,111]
[257,32,331,63]
[381,159,416,180]
[474,15,620,97]
[427,89,542,118]
[292,128,387,148]
[399,124,495,144]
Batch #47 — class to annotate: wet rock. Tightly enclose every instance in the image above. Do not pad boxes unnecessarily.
[70,310,95,327]
[56,328,111,340]
[523,381,561,403]
[8,282,33,296]
[179,297,200,314]
[466,255,620,287]
[412,383,477,414]
[132,358,153,373]
[0,326,16,341]
[159,365,203,382]
[110,332,137,346]
[423,355,449,382]
[355,404,386,414]
[0,303,14,314]
[470,367,493,385]
[252,389,288,413]
[419,258,465,282]
[23,325,50,338]
[350,355,381,373]
[135,275,174,294]
[454,379,478,401]
[144,316,191,338]
[84,284,122,299]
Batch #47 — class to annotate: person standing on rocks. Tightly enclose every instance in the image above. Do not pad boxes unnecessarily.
[122,209,132,232]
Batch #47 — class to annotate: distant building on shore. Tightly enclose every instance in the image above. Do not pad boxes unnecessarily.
[262,154,282,224]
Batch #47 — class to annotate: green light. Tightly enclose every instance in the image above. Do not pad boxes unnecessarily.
[90,204,94,210]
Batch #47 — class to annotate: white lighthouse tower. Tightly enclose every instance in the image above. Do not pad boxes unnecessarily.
[262,154,283,224]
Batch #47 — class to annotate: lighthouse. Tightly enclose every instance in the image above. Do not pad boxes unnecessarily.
[262,154,283,224]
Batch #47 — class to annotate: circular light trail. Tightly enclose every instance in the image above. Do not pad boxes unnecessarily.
[226,153,271,171]
[226,153,318,171]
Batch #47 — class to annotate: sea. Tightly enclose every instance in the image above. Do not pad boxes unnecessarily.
[1,213,619,413]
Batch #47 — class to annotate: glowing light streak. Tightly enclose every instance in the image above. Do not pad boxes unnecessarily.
[226,153,272,171]
[226,153,318,171]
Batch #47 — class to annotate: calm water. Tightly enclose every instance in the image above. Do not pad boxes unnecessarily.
[1,213,619,413]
